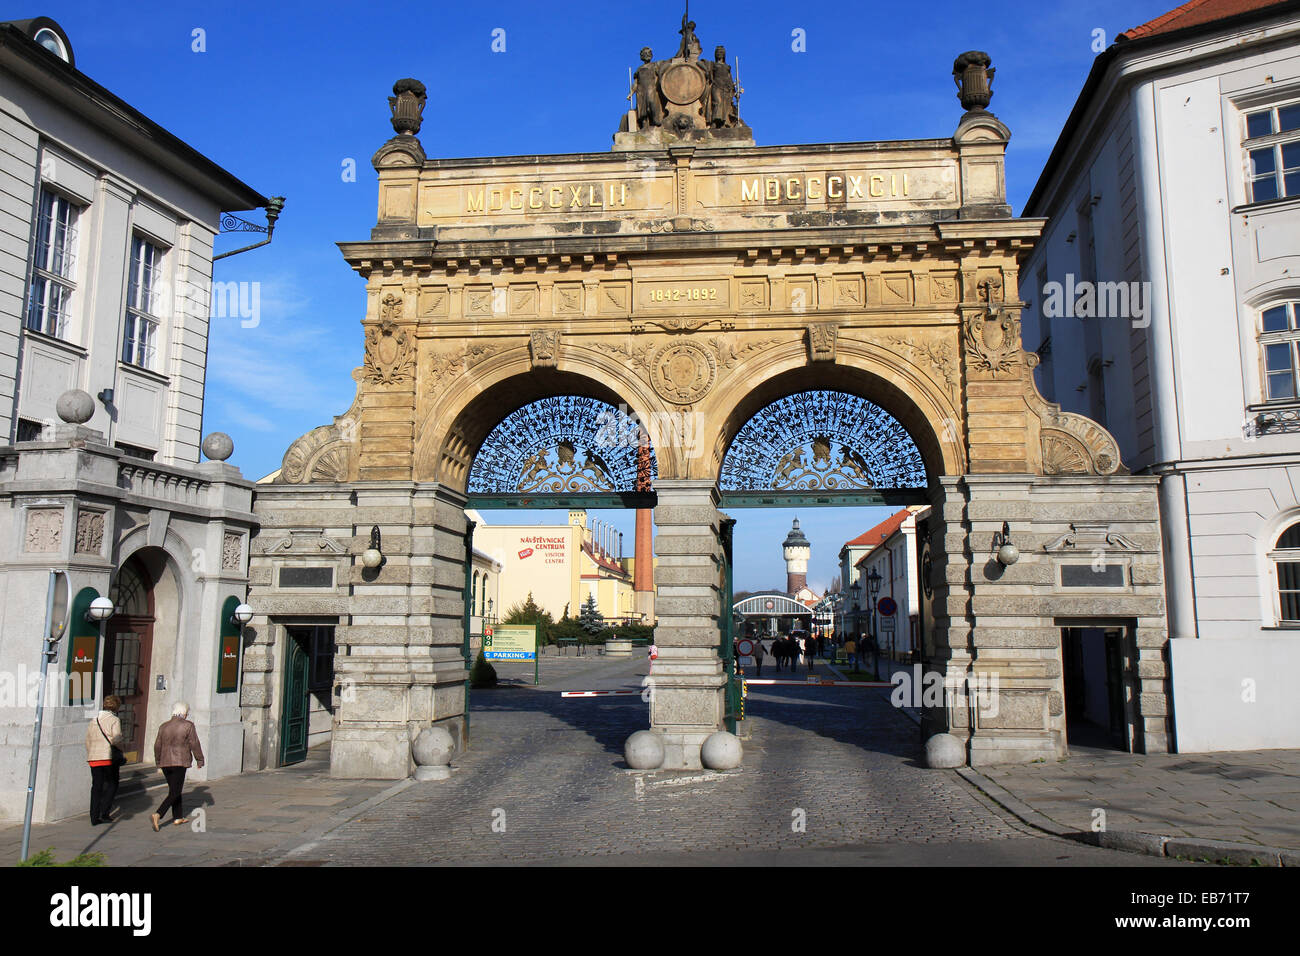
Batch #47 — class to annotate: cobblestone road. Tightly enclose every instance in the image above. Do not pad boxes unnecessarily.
[282,654,1170,865]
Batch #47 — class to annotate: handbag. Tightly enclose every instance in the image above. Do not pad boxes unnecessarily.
[98,717,126,767]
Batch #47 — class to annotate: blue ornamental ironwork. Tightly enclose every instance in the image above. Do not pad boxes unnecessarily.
[468,396,657,494]
[719,391,926,491]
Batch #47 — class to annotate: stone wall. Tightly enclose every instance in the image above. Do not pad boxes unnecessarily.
[246,481,469,779]
[924,474,1169,766]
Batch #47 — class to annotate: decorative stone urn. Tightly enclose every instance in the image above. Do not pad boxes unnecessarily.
[388,78,427,136]
[952,51,994,112]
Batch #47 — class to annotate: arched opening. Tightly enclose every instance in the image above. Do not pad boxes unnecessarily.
[468,394,658,499]
[458,390,664,752]
[714,365,952,490]
[719,390,928,498]
[709,378,941,735]
[427,368,669,492]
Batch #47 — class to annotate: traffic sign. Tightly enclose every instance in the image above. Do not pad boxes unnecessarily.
[877,596,897,617]
[736,638,755,657]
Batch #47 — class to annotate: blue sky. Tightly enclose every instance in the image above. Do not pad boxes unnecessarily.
[36,0,1177,591]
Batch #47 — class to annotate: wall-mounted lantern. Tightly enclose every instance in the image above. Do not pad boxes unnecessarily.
[993,521,1020,567]
[362,525,384,569]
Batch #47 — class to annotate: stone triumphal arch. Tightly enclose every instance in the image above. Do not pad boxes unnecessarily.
[245,30,1172,776]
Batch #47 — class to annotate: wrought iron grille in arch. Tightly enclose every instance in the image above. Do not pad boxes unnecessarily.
[468,396,658,494]
[719,391,927,491]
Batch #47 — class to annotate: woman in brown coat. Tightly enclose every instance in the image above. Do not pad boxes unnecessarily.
[150,701,204,831]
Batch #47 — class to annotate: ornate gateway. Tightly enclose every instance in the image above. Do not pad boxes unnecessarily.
[251,21,1170,781]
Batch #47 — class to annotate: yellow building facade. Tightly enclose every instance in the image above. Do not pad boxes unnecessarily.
[469,509,640,627]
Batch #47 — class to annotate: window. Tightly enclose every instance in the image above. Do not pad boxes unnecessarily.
[308,627,335,691]
[1259,301,1300,401]
[25,188,80,338]
[1244,103,1300,203]
[122,236,163,369]
[1271,522,1300,623]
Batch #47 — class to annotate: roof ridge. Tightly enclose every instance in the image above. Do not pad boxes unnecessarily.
[1119,0,1292,39]
[1123,0,1215,37]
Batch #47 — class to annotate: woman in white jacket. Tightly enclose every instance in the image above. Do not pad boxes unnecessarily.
[84,695,124,825]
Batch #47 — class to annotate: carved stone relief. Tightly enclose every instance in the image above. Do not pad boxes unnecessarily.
[709,335,783,370]
[808,322,838,362]
[886,334,959,401]
[426,343,502,386]
[222,532,243,570]
[964,299,1021,376]
[529,330,559,368]
[26,508,64,553]
[75,511,105,555]
[363,294,416,385]
[651,341,717,404]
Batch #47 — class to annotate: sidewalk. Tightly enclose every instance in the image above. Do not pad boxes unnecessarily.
[2,747,396,867]
[964,747,1300,865]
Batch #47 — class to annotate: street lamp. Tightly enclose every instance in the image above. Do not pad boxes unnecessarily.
[86,596,114,623]
[867,568,883,679]
[230,603,254,626]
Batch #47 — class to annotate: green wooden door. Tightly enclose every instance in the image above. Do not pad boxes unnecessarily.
[280,630,310,766]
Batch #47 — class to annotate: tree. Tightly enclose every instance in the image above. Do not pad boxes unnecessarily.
[829,574,842,594]
[578,593,606,636]
[502,591,554,645]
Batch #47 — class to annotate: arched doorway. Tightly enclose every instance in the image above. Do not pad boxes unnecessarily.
[104,556,155,763]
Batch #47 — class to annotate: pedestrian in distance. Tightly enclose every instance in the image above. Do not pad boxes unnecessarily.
[85,694,125,825]
[805,635,816,672]
[846,637,858,673]
[753,639,764,677]
[151,702,204,831]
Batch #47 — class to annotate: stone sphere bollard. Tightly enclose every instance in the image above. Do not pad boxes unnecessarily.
[924,732,966,769]
[201,431,234,461]
[55,389,95,424]
[412,725,456,781]
[624,730,665,770]
[701,730,743,770]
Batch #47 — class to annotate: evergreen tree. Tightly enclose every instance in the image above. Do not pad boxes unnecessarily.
[578,593,606,635]
[502,591,554,645]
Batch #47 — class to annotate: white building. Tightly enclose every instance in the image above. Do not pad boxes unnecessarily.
[0,17,274,821]
[1020,0,1300,752]
[855,507,928,663]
